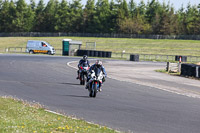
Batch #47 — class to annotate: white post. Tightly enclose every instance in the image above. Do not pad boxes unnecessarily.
[196,66,199,78]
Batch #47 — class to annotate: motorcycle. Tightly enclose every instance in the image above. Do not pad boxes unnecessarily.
[88,67,104,97]
[79,64,89,85]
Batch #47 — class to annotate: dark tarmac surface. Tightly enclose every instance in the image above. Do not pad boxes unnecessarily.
[1,54,200,133]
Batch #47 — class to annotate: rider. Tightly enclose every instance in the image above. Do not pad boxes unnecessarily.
[76,55,90,79]
[86,60,107,91]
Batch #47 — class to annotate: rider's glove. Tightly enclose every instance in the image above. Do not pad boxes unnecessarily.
[102,76,106,82]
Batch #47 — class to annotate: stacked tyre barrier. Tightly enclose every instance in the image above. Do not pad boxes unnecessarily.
[181,64,200,78]
[77,50,112,58]
[175,55,187,62]
[130,54,139,61]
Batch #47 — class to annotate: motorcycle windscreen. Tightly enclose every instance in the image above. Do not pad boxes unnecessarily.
[82,62,88,67]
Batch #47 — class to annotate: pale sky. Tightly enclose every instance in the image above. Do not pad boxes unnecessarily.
[31,0,200,11]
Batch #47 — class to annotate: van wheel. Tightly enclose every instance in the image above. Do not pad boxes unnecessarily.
[29,50,34,54]
[47,51,51,55]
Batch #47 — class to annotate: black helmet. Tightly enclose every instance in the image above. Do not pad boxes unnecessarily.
[83,55,88,61]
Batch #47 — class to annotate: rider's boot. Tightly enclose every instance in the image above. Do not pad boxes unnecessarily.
[76,73,80,79]
[85,80,90,89]
[99,88,102,92]
[99,83,103,92]
[85,83,89,89]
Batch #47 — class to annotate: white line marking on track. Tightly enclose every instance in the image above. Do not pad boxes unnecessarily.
[67,60,200,99]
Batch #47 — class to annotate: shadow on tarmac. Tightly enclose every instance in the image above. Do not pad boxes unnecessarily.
[63,94,90,98]
[61,82,81,86]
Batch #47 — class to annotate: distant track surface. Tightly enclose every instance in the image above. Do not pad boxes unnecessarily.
[0,54,200,133]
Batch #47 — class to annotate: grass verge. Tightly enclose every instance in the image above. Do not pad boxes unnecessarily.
[0,96,119,133]
[155,69,180,76]
[0,37,200,56]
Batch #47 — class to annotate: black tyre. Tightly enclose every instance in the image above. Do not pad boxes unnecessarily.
[89,90,93,97]
[82,75,85,85]
[47,51,51,55]
[92,83,97,97]
[80,74,84,85]
[29,50,34,54]
[80,80,83,85]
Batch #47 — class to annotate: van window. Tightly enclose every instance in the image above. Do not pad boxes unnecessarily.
[45,42,51,47]
[42,42,47,47]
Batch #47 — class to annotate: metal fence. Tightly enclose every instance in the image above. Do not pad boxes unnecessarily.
[4,47,63,55]
[1,32,200,40]
[4,47,200,62]
[112,52,200,63]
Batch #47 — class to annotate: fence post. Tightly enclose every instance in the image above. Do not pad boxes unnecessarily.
[167,62,169,72]
[178,62,181,73]
[196,66,199,78]
[5,48,8,52]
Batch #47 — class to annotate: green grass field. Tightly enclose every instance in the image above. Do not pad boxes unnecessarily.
[0,96,119,133]
[0,37,200,56]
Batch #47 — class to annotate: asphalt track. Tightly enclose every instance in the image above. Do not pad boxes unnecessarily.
[1,54,200,133]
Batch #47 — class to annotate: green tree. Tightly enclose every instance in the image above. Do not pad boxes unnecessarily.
[116,0,129,20]
[177,5,186,34]
[159,5,178,35]
[69,0,83,32]
[83,0,96,33]
[7,0,17,31]
[137,0,146,16]
[146,0,161,24]
[0,0,3,8]
[23,5,35,31]
[0,0,10,32]
[13,0,34,31]
[15,0,27,31]
[43,0,58,32]
[184,4,200,34]
[146,0,164,34]
[109,0,118,32]
[119,12,151,34]
[94,0,111,33]
[34,0,45,31]
[54,0,70,32]
[128,0,136,18]
[30,0,36,11]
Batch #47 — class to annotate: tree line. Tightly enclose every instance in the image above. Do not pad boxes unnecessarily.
[0,0,200,35]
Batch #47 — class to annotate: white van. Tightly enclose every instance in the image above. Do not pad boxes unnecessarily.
[26,40,55,55]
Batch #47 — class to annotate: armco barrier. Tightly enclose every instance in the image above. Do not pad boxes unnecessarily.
[94,51,99,57]
[181,64,200,78]
[175,55,187,62]
[102,51,106,57]
[199,66,200,78]
[77,50,112,58]
[89,50,94,57]
[98,51,102,57]
[130,54,139,61]
[197,65,200,78]
[106,52,112,58]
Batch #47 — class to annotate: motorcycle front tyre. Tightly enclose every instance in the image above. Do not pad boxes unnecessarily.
[89,83,97,98]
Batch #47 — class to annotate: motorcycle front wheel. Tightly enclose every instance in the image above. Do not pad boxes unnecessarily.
[89,83,97,97]
[80,74,85,85]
